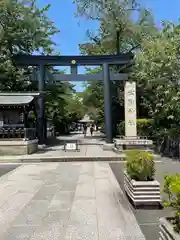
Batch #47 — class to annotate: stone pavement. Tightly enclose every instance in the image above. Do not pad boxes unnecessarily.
[0,162,145,240]
[0,145,125,162]
[0,133,124,162]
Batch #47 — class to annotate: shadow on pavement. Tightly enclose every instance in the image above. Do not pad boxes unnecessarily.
[0,164,20,178]
[45,137,64,147]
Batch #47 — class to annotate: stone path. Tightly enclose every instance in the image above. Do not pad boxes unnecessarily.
[0,133,124,162]
[0,145,124,162]
[0,162,145,239]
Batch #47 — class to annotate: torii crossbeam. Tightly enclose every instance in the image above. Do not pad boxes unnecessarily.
[14,53,134,144]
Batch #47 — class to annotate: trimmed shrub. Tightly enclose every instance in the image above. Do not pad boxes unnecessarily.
[119,118,153,137]
[126,150,155,181]
[137,119,153,137]
[163,174,180,233]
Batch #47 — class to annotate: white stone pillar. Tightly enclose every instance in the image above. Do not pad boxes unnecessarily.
[124,81,137,138]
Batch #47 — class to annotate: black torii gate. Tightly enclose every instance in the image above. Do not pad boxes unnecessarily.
[14,53,133,144]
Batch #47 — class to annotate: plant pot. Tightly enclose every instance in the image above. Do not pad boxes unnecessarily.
[124,171,161,207]
[159,217,180,240]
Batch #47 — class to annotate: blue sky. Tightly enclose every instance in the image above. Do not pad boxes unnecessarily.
[37,0,180,92]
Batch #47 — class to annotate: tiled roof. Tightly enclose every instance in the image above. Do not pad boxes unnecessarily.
[0,92,40,106]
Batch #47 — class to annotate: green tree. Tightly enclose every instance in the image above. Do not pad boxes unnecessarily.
[80,67,104,125]
[74,0,157,135]
[75,0,157,54]
[0,0,84,134]
[133,21,180,140]
[0,0,59,91]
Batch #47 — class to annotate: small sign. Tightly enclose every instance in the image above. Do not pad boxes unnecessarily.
[0,121,4,127]
[66,143,77,151]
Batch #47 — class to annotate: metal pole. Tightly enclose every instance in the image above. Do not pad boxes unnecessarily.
[38,63,46,144]
[103,63,113,143]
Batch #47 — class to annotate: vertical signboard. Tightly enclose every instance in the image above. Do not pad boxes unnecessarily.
[124,81,137,138]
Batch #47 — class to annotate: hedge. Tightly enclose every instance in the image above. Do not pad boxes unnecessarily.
[118,119,153,138]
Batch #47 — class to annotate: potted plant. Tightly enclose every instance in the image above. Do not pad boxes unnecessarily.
[124,150,161,207]
[159,174,180,240]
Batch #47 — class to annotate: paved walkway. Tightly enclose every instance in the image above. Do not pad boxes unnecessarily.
[0,162,145,239]
[0,133,124,162]
[0,145,124,162]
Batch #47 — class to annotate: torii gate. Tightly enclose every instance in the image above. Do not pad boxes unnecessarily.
[14,53,134,144]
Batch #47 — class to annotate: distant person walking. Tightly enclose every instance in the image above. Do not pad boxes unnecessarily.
[83,124,87,137]
[90,125,94,136]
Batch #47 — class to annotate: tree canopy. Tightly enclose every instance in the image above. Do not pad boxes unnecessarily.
[0,0,84,134]
[133,22,180,138]
[0,0,59,90]
[74,0,180,140]
[74,0,158,134]
[1,0,180,141]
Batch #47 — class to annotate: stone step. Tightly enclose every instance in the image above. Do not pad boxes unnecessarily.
[21,155,126,163]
